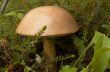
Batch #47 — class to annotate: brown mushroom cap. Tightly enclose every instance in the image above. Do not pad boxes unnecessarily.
[16,6,79,37]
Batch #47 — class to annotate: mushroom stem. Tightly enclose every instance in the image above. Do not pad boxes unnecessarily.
[43,38,56,72]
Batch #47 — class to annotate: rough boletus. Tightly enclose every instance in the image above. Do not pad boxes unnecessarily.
[16,6,79,72]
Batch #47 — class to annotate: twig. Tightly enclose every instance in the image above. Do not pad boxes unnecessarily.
[0,0,9,15]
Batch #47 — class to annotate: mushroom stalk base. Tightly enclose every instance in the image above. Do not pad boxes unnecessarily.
[44,38,56,72]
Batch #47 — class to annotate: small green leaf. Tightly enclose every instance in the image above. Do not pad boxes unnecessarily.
[18,13,24,19]
[88,31,110,72]
[80,68,88,72]
[60,65,77,72]
[73,36,86,67]
[90,48,110,72]
[4,11,24,19]
[73,36,86,56]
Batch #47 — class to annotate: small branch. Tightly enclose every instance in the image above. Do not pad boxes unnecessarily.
[0,0,9,15]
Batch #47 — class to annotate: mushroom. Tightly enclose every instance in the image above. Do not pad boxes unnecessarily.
[16,6,79,72]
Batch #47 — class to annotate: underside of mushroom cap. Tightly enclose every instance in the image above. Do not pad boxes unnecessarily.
[16,6,79,37]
